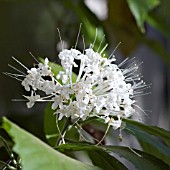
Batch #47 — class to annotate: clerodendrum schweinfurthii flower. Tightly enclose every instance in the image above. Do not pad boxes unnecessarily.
[5,46,149,130]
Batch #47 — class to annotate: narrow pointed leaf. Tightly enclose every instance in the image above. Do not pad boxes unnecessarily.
[87,150,128,170]
[124,119,170,146]
[124,119,170,166]
[126,0,160,32]
[103,145,170,170]
[56,143,170,170]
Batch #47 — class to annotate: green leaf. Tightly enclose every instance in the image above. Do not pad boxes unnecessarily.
[103,145,170,170]
[158,0,170,19]
[146,13,170,40]
[57,143,128,169]
[2,117,100,170]
[65,125,80,143]
[56,143,95,152]
[124,119,170,166]
[87,150,128,170]
[124,119,170,146]
[82,18,107,53]
[56,143,170,170]
[44,103,66,146]
[126,0,160,32]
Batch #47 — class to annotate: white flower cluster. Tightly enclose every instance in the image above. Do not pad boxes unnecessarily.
[7,48,148,130]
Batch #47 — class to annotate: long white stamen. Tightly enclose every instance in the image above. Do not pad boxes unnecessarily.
[3,72,22,81]
[82,35,86,54]
[109,42,121,59]
[96,123,110,146]
[133,92,151,97]
[76,60,85,82]
[56,115,65,145]
[29,52,39,63]
[132,103,148,115]
[118,57,129,67]
[4,72,25,77]
[97,34,105,52]
[12,56,29,71]
[91,28,98,49]
[8,64,26,75]
[75,23,82,49]
[99,43,108,55]
[12,99,27,101]
[118,57,136,67]
[57,28,63,51]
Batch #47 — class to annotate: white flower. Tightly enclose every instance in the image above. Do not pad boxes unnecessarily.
[23,91,40,108]
[52,95,63,110]
[104,116,122,130]
[57,71,68,84]
[7,45,149,131]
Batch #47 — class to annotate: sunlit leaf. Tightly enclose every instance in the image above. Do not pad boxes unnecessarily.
[2,117,100,170]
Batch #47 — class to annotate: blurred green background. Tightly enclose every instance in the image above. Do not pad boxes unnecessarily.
[0,0,170,139]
